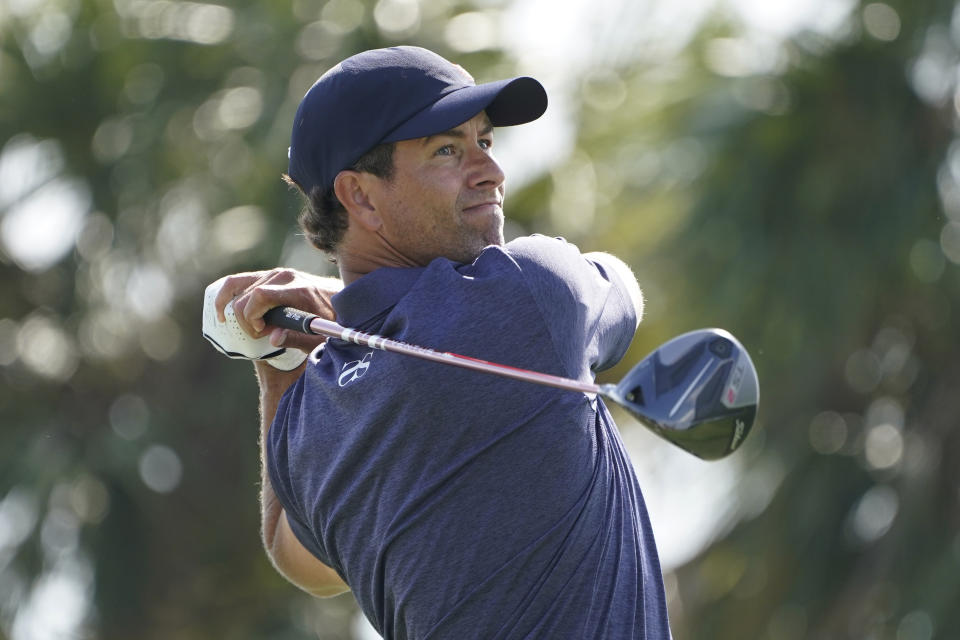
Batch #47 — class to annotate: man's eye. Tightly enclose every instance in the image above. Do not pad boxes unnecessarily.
[436,145,455,156]
[479,138,493,150]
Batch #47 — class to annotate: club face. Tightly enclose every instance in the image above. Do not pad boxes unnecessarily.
[605,328,759,460]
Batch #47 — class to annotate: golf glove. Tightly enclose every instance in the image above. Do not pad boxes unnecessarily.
[202,277,308,371]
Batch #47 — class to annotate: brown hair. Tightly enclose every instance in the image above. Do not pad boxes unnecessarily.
[284,142,396,254]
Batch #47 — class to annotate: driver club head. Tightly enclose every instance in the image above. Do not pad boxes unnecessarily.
[603,328,759,460]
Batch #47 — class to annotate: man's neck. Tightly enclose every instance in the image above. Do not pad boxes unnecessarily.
[336,231,428,286]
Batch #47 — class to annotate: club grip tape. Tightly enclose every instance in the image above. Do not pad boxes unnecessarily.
[264,307,318,335]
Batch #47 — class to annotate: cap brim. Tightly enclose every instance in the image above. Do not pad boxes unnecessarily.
[382,76,547,143]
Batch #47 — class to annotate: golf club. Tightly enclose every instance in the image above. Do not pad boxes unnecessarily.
[264,307,759,460]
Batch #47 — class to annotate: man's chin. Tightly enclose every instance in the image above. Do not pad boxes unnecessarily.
[446,238,501,265]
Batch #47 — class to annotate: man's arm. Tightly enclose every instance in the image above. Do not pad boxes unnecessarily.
[256,362,350,598]
[212,267,350,598]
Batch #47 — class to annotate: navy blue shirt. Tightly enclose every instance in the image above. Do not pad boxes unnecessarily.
[267,235,671,639]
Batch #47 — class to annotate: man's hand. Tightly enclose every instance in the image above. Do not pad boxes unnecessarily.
[203,282,308,370]
[212,268,343,354]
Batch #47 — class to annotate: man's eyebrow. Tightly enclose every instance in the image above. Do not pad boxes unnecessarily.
[422,121,495,145]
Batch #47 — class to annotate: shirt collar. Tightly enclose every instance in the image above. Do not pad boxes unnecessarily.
[331,266,426,329]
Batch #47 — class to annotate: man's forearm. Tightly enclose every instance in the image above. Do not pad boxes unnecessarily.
[255,361,305,550]
[254,360,350,596]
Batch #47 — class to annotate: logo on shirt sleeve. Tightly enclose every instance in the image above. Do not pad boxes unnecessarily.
[338,351,373,387]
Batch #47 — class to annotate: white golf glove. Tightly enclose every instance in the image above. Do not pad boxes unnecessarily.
[202,277,308,371]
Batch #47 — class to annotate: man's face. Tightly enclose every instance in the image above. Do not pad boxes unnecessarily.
[370,111,506,265]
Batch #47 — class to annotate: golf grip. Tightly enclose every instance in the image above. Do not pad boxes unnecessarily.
[262,306,602,395]
[263,307,319,335]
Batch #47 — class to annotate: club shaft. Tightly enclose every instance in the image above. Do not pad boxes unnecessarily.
[265,307,601,395]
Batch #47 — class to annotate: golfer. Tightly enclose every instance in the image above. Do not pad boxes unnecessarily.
[213,46,672,638]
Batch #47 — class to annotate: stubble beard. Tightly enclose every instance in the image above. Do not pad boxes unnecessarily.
[453,208,504,264]
[394,199,506,266]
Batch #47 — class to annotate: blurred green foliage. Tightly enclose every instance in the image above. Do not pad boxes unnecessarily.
[1,0,959,638]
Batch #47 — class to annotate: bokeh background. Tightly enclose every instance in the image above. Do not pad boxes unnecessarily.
[2,0,960,637]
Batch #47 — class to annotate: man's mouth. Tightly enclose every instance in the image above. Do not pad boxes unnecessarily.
[462,201,502,215]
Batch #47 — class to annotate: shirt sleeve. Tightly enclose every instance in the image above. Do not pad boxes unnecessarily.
[505,234,640,375]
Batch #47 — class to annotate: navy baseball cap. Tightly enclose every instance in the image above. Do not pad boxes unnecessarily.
[287,46,548,194]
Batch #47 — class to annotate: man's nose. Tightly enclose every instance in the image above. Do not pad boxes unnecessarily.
[466,146,505,190]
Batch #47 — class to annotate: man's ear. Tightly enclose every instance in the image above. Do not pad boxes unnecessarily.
[333,171,382,231]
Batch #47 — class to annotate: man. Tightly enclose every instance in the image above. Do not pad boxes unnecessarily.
[210,46,671,638]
